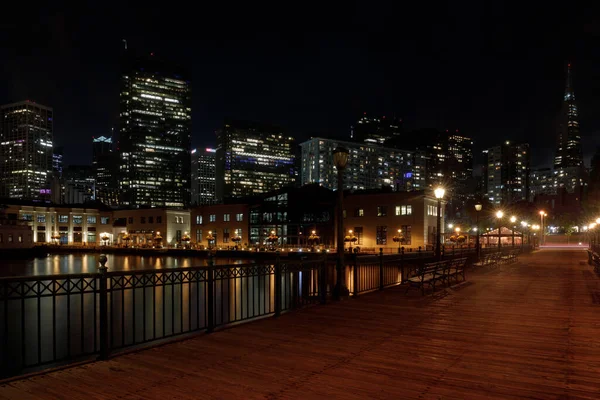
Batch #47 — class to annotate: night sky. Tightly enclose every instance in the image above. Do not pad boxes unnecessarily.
[2,2,599,168]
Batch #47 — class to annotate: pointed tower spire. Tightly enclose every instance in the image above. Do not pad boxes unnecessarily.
[565,62,575,101]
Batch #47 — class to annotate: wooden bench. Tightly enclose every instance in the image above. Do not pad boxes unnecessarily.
[406,261,446,295]
[447,257,467,284]
[473,252,500,268]
[501,249,520,264]
[591,251,600,273]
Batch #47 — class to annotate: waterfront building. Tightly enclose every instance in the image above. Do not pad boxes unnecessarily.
[111,208,191,247]
[341,189,445,251]
[118,53,192,207]
[0,101,53,200]
[191,148,217,205]
[215,120,295,201]
[191,203,249,248]
[483,141,530,205]
[300,137,425,192]
[3,203,110,245]
[248,185,336,248]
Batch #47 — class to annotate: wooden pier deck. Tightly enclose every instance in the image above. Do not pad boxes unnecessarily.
[2,249,600,399]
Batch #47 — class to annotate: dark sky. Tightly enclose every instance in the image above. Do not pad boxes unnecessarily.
[2,2,600,168]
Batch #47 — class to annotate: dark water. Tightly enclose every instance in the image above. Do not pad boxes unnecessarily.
[0,254,252,277]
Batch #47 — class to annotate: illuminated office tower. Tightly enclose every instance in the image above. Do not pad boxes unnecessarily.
[0,101,53,200]
[554,63,582,169]
[216,120,295,201]
[300,137,425,191]
[483,141,530,205]
[93,135,119,205]
[191,148,217,205]
[118,53,191,207]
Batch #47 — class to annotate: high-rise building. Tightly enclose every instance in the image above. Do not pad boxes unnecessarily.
[447,131,473,183]
[93,135,119,205]
[52,146,63,177]
[62,165,95,204]
[118,53,191,207]
[300,137,426,191]
[483,141,530,205]
[350,113,402,145]
[191,148,216,205]
[0,101,53,200]
[215,120,295,201]
[554,63,583,169]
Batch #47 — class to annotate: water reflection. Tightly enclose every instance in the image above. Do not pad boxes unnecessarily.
[0,254,252,277]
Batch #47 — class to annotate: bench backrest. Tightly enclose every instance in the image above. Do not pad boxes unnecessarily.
[421,261,446,275]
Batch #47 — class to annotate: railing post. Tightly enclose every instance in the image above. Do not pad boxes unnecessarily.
[97,255,109,360]
[379,248,384,290]
[400,247,405,283]
[207,253,215,333]
[353,254,359,296]
[319,259,327,304]
[275,252,282,316]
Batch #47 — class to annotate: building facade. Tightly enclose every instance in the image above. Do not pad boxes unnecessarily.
[300,138,426,192]
[112,208,190,247]
[341,190,445,251]
[0,101,53,200]
[191,203,249,248]
[3,204,110,245]
[191,148,217,205]
[483,141,530,205]
[118,53,192,207]
[93,136,119,205]
[248,185,336,248]
[350,113,402,145]
[215,120,295,202]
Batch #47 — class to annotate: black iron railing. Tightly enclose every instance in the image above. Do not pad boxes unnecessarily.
[0,258,325,379]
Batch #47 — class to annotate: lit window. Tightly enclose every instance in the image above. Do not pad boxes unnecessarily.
[37,215,46,223]
[236,213,243,222]
[377,206,387,217]
[209,214,216,222]
[87,216,97,224]
[59,215,69,223]
[73,216,83,224]
[224,214,230,222]
[196,215,203,224]
[355,208,364,217]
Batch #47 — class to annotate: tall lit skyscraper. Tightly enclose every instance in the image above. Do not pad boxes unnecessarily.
[0,101,53,200]
[93,135,118,205]
[118,53,191,207]
[191,148,216,205]
[216,120,295,201]
[484,141,530,205]
[554,63,582,169]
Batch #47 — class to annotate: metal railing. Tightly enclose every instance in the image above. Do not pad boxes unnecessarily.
[0,258,325,379]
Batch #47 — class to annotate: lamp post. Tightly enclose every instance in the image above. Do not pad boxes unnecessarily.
[520,221,527,250]
[434,187,445,260]
[496,210,504,249]
[539,211,546,246]
[333,146,350,299]
[392,228,403,253]
[510,216,516,248]
[475,203,482,259]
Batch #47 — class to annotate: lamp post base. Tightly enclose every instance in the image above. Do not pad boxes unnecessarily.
[333,284,350,299]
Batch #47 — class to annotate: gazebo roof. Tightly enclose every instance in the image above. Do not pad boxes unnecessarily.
[481,227,523,236]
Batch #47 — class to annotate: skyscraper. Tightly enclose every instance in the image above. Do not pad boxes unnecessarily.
[554,63,582,169]
[483,141,530,205]
[93,135,119,205]
[216,120,295,201]
[350,113,402,145]
[191,148,217,205]
[0,101,53,200]
[118,53,191,207]
[300,138,426,191]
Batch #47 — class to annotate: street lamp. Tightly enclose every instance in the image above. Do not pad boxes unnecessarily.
[333,146,350,299]
[510,216,517,247]
[520,221,528,249]
[539,211,546,246]
[434,187,445,260]
[495,210,504,249]
[474,203,482,259]
[392,228,403,253]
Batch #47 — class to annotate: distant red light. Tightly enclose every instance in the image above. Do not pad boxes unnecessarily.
[151,52,154,56]
[363,112,366,115]
[456,129,459,132]
[383,116,386,119]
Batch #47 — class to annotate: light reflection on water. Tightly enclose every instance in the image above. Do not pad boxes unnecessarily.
[0,254,252,277]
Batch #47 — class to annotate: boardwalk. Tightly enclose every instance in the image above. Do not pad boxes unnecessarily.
[2,249,600,399]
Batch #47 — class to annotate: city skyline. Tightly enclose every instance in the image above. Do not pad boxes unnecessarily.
[1,4,596,168]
